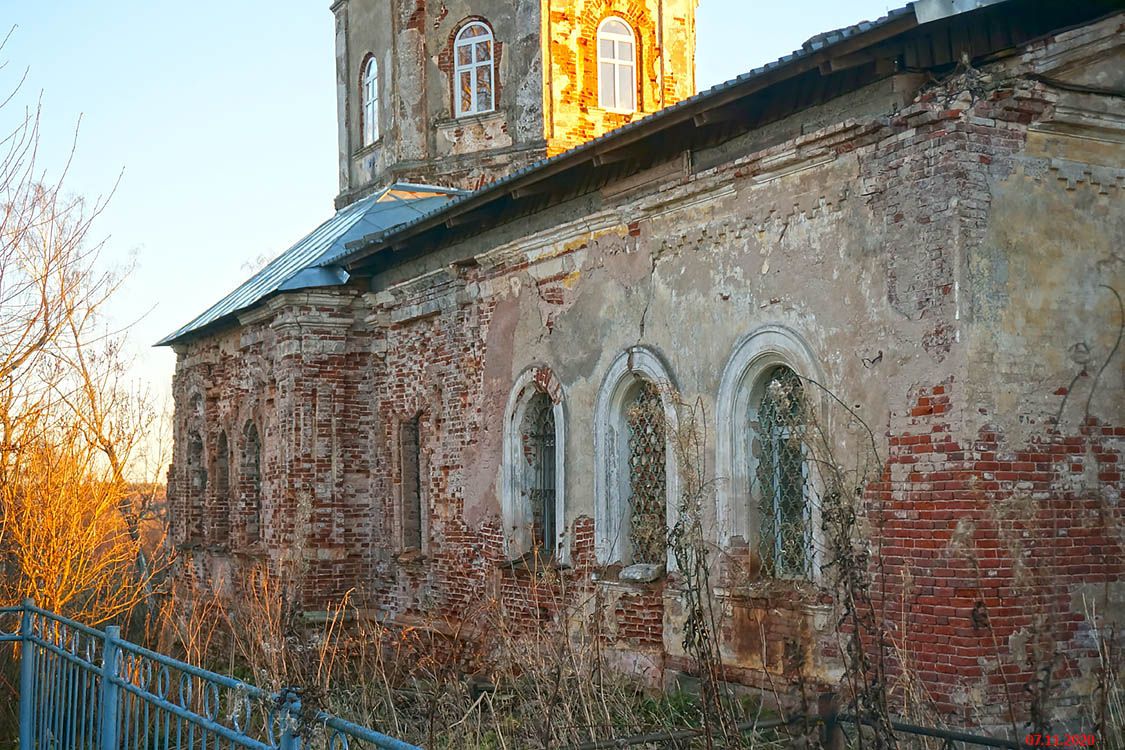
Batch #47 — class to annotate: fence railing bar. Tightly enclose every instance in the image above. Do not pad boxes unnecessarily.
[566,712,1027,750]
[116,638,270,699]
[110,678,277,750]
[838,714,1025,749]
[26,634,104,672]
[565,715,796,749]
[25,603,108,639]
[320,711,428,750]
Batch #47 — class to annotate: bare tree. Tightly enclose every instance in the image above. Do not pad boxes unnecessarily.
[0,36,163,625]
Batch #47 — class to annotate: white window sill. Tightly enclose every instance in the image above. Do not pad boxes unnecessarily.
[439,110,504,128]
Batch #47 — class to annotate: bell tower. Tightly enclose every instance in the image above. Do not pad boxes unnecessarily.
[331,0,696,208]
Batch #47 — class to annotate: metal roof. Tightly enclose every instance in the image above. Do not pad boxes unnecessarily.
[157,183,463,345]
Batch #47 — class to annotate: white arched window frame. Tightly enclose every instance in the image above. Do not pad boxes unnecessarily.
[715,325,825,580]
[362,57,379,145]
[454,21,495,117]
[501,368,567,564]
[594,347,680,570]
[597,17,637,113]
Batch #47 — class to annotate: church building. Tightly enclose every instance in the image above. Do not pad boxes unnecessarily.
[160,0,1124,725]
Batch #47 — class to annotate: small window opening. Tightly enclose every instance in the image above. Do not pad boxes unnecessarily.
[362,57,379,145]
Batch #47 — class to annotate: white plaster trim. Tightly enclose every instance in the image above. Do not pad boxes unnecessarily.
[714,325,826,579]
[501,368,568,564]
[472,211,625,270]
[593,347,681,568]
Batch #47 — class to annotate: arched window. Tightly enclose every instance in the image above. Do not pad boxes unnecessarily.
[240,422,262,544]
[502,369,566,562]
[214,431,231,544]
[185,429,206,544]
[597,17,636,112]
[715,326,821,580]
[754,367,810,577]
[594,347,678,570]
[454,21,495,117]
[362,57,379,145]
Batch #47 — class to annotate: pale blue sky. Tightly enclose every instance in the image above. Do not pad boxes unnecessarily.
[3,0,895,421]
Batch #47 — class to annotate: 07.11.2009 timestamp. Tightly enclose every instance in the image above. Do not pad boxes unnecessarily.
[1024,734,1097,747]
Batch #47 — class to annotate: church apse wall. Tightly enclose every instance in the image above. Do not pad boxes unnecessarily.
[168,9,1123,726]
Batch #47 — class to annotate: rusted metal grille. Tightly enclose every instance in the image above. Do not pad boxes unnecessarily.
[523,393,557,555]
[626,381,667,564]
[755,366,811,577]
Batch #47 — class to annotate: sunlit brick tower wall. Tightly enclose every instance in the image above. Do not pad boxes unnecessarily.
[542,0,696,155]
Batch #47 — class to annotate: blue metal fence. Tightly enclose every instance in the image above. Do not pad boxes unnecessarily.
[0,600,421,750]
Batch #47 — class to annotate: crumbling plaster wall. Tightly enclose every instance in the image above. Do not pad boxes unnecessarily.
[335,0,549,204]
[172,14,1123,721]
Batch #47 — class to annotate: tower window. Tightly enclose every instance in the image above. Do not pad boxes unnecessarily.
[454,21,495,117]
[362,57,379,145]
[597,17,636,112]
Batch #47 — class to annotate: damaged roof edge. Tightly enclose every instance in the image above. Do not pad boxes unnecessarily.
[328,2,925,271]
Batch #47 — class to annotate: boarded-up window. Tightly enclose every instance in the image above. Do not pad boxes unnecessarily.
[625,381,666,564]
[186,430,206,543]
[214,431,231,544]
[400,416,423,551]
[241,422,262,544]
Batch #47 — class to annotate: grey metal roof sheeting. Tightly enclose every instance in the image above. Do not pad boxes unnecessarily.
[157,183,462,345]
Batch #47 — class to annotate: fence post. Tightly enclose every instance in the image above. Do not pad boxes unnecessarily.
[18,599,36,750]
[278,688,303,750]
[99,625,122,750]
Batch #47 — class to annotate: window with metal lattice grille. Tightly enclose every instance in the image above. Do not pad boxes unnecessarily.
[754,366,811,577]
[625,381,666,565]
